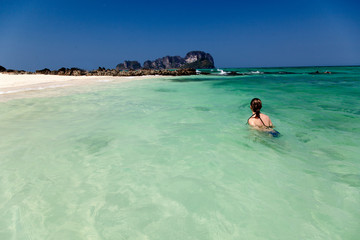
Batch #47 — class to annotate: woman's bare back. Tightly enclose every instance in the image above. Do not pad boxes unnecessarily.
[248,113,273,128]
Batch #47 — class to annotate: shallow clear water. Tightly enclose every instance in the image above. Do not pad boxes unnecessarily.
[0,67,360,239]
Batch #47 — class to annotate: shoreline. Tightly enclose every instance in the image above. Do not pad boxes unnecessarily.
[0,73,166,102]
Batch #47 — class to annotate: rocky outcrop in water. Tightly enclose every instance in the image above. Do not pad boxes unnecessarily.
[116,61,142,71]
[182,51,215,69]
[0,65,6,72]
[143,51,215,69]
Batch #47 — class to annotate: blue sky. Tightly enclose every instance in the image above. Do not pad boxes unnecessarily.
[0,0,359,70]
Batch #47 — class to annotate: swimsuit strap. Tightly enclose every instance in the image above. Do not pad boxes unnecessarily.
[259,116,267,127]
[247,114,255,124]
[260,116,273,129]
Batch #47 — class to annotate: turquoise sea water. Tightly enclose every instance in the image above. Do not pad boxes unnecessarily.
[0,66,360,239]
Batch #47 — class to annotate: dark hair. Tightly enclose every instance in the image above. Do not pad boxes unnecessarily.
[250,98,262,118]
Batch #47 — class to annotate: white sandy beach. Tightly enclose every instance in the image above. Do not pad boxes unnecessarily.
[0,73,162,101]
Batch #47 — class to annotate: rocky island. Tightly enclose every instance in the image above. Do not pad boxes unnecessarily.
[141,51,215,70]
[0,51,215,77]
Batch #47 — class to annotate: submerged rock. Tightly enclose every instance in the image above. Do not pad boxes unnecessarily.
[309,71,332,75]
[263,71,296,74]
[227,71,239,76]
[309,71,321,75]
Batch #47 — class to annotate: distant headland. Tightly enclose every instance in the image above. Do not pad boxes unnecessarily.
[118,51,215,70]
[0,51,215,77]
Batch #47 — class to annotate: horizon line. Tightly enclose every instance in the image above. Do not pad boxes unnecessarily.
[1,64,360,72]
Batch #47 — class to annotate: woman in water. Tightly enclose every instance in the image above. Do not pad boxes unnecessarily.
[247,98,280,137]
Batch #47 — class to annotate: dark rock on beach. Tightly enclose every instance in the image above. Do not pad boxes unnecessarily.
[173,68,197,75]
[0,65,6,72]
[2,69,30,74]
[1,66,195,77]
[35,68,51,74]
[32,67,197,77]
[55,67,87,76]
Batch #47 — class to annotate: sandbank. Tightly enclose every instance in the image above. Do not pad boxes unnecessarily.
[0,73,164,101]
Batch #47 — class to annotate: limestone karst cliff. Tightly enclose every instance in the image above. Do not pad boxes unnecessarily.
[143,51,215,69]
[116,61,142,71]
[117,51,215,70]
[182,51,215,69]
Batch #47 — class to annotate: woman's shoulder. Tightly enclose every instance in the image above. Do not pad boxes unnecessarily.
[248,117,256,125]
[260,113,273,126]
[248,116,261,127]
[260,113,270,119]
